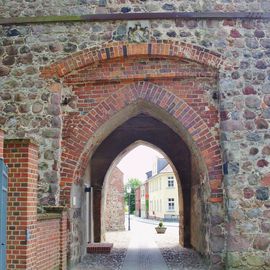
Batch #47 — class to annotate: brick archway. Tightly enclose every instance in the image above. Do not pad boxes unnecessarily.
[40,40,225,263]
[39,40,224,206]
[60,81,222,205]
[40,40,225,78]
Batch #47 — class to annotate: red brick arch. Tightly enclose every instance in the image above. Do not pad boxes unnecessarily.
[40,40,225,78]
[40,40,224,205]
[60,81,223,204]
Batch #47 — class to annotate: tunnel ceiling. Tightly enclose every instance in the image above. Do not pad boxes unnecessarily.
[91,113,191,191]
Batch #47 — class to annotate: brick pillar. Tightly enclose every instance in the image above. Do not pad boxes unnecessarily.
[60,210,67,270]
[4,139,38,270]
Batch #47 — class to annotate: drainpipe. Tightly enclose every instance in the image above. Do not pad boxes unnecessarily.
[85,185,91,243]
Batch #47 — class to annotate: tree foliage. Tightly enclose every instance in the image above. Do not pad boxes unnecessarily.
[124,178,141,214]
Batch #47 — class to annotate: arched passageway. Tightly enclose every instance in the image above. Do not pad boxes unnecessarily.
[101,140,183,239]
[61,82,223,265]
[91,112,208,254]
[101,141,184,245]
[47,41,224,265]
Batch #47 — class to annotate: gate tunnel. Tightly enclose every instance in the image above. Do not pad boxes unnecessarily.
[90,113,208,254]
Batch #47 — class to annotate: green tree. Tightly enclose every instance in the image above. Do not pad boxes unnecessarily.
[124,178,141,214]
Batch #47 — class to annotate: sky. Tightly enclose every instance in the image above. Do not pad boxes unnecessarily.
[117,145,164,183]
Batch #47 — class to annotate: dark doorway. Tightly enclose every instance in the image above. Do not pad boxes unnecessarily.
[90,113,207,253]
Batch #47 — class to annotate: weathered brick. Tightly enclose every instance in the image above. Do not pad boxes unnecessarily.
[4,139,38,270]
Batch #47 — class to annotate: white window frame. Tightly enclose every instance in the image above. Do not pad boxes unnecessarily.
[168,176,174,188]
[168,198,175,211]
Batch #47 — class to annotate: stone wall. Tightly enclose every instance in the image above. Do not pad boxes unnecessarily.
[69,182,87,266]
[0,12,265,207]
[0,130,3,158]
[1,1,270,268]
[190,154,206,254]
[1,0,270,17]
[0,10,265,205]
[105,167,125,232]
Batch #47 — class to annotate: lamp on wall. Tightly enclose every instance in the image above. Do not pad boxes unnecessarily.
[126,185,131,231]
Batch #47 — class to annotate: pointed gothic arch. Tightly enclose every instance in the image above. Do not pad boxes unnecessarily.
[40,39,225,267]
[100,140,184,242]
[60,81,222,206]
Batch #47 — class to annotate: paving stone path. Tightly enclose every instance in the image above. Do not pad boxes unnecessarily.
[121,217,168,270]
[74,216,208,270]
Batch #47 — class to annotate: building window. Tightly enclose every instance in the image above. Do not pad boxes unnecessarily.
[168,176,174,187]
[168,198,175,211]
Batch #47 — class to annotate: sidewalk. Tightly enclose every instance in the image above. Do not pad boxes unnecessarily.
[122,215,168,270]
[131,214,179,227]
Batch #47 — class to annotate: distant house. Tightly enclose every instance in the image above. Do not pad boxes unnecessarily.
[140,184,146,218]
[135,157,179,221]
[146,158,179,221]
[135,186,141,217]
[135,181,149,218]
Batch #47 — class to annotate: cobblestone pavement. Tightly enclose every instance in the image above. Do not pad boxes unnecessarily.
[152,220,208,270]
[74,230,131,270]
[74,216,208,270]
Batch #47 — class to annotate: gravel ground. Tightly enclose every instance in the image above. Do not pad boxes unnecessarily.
[74,230,131,270]
[154,224,208,270]
[160,246,208,270]
[74,217,208,270]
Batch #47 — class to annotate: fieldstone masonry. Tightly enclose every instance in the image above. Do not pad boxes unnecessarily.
[0,0,270,269]
[105,167,125,232]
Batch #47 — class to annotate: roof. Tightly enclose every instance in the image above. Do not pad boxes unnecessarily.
[159,163,173,173]
[145,158,168,179]
[157,158,168,174]
[144,158,173,183]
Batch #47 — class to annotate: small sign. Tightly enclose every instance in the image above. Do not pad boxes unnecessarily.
[73,196,76,206]
[26,229,31,242]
